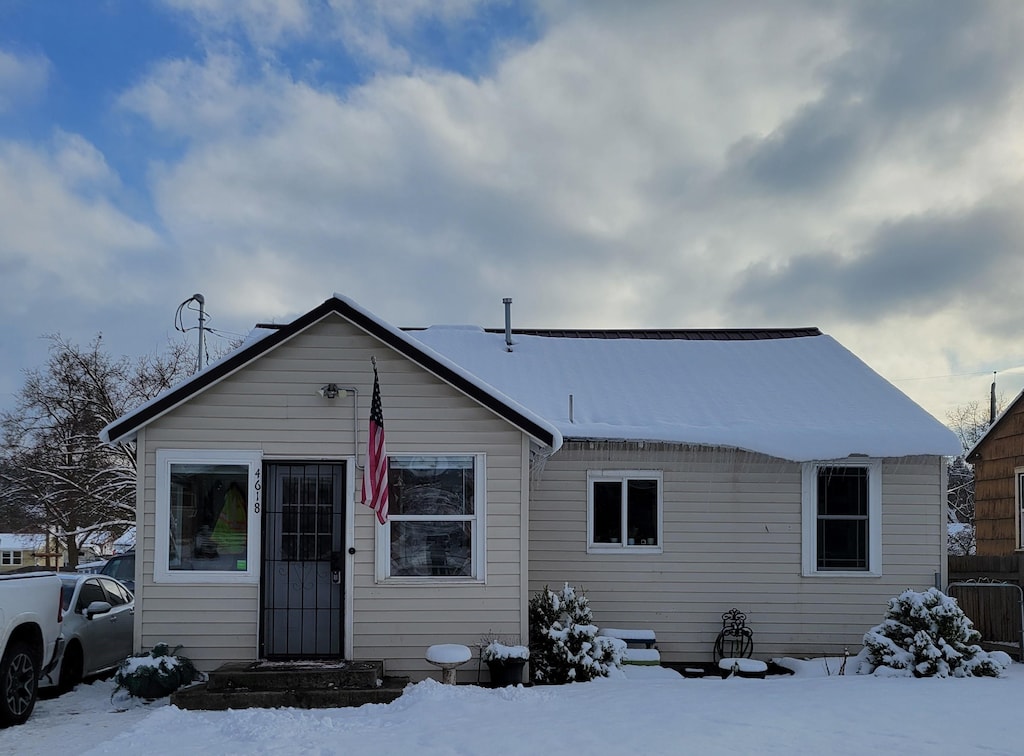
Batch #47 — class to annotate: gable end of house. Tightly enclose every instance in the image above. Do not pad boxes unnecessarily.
[101,296,557,448]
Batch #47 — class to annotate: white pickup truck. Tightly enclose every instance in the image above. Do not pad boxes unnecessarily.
[0,571,64,727]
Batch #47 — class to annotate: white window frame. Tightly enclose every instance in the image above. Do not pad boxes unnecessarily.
[376,453,486,584]
[587,470,663,554]
[155,449,263,585]
[801,459,882,577]
[1,550,22,566]
[1015,467,1024,550]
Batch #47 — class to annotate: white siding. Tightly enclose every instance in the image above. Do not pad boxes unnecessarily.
[530,442,945,662]
[138,314,528,679]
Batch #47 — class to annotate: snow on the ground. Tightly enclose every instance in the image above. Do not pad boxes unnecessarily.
[3,662,1020,756]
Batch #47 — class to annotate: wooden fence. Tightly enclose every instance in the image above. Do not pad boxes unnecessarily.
[949,555,1024,587]
[947,556,1024,660]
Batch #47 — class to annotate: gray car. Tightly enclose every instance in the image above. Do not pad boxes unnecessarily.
[41,574,135,693]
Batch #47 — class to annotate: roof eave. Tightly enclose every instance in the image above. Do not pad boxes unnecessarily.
[966,388,1024,461]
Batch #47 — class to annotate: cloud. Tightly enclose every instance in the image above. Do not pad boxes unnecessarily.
[0,133,163,314]
[6,0,1024,420]
[730,193,1024,323]
[161,0,312,50]
[110,2,1024,347]
[724,3,1024,198]
[118,53,289,139]
[0,47,50,113]
[161,0,514,73]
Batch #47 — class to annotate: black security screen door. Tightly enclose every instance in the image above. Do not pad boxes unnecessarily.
[261,462,345,658]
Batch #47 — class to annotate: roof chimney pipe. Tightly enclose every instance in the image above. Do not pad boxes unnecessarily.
[991,372,997,424]
[503,297,513,352]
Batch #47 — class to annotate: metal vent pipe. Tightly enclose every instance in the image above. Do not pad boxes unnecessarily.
[503,297,513,351]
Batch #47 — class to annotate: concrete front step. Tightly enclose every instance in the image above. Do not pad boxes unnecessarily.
[206,659,384,692]
[170,659,410,711]
[171,677,408,711]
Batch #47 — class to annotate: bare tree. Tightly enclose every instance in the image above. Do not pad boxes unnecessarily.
[945,397,1005,556]
[0,334,192,567]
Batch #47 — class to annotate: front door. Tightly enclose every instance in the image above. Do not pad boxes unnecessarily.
[261,462,345,658]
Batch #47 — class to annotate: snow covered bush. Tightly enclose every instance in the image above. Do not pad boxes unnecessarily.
[113,643,199,699]
[481,641,530,663]
[860,588,1010,678]
[528,583,623,684]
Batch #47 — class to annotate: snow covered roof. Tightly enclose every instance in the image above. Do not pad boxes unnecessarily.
[101,294,959,462]
[408,326,961,462]
[0,533,45,551]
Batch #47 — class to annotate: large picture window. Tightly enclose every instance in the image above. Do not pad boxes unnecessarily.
[383,455,484,580]
[156,449,262,584]
[801,460,881,576]
[587,470,662,552]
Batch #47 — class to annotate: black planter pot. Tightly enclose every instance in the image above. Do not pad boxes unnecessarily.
[486,659,527,687]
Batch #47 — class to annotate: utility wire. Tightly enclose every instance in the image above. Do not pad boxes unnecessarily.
[892,366,1024,383]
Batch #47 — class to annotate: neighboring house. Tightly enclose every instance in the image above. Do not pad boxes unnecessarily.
[83,527,136,559]
[0,533,49,572]
[967,394,1024,555]
[101,295,960,680]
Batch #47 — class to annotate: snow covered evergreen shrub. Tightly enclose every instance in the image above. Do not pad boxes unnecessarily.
[113,643,199,699]
[528,583,623,684]
[861,588,1010,678]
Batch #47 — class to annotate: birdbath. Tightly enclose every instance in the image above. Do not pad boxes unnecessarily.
[426,644,471,685]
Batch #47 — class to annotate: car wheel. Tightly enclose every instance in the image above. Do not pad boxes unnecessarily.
[0,641,39,728]
[57,644,83,694]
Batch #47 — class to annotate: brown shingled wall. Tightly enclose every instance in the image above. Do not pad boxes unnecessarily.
[973,401,1024,555]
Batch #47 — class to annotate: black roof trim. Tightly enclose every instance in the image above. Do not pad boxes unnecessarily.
[104,297,556,447]
[478,327,822,340]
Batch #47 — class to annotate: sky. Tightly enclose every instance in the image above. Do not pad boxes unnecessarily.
[2,0,1024,428]
[7,660,1022,755]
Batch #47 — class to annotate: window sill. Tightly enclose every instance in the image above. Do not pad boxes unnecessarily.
[154,570,260,585]
[801,570,880,578]
[587,545,663,555]
[379,576,485,586]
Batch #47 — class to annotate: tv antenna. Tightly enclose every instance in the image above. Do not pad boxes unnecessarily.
[175,293,208,372]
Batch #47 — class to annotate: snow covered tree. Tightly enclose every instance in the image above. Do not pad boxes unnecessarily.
[860,588,1009,678]
[528,583,623,684]
[0,334,192,567]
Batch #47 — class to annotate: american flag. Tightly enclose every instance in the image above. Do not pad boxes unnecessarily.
[361,361,389,524]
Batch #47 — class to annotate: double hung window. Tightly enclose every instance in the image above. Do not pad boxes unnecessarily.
[383,455,484,580]
[802,460,881,576]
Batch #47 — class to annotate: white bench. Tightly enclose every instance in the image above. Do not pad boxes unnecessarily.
[718,657,768,679]
[599,628,660,666]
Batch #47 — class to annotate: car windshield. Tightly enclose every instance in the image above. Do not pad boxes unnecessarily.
[102,554,134,581]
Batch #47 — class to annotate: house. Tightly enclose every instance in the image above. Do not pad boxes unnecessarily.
[967,394,1024,555]
[0,533,51,572]
[101,295,960,680]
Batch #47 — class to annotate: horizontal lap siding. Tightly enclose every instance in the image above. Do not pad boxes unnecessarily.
[530,444,944,662]
[139,315,527,678]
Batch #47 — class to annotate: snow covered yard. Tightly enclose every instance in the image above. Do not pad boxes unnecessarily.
[4,662,1020,756]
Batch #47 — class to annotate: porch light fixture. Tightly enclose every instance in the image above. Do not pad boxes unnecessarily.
[318,383,342,400]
